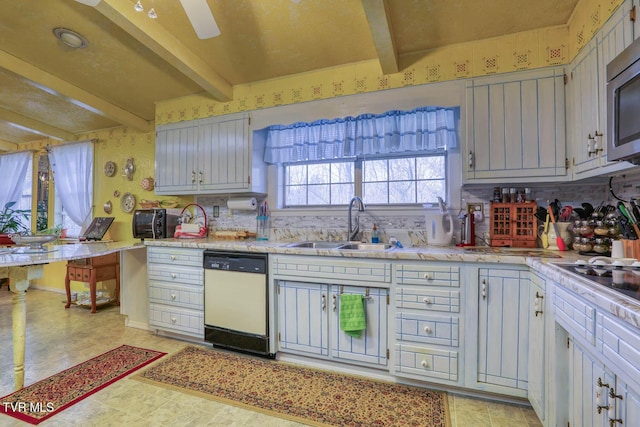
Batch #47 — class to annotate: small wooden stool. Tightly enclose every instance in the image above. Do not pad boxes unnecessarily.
[65,253,120,313]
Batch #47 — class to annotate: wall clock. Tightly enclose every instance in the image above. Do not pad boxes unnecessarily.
[104,161,116,177]
[120,192,136,213]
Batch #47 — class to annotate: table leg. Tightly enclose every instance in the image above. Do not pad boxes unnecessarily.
[115,263,120,306]
[90,268,97,313]
[64,267,72,308]
[8,265,43,390]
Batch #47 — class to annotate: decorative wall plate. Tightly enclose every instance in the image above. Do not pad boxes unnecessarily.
[124,158,135,181]
[120,192,136,213]
[104,161,116,177]
[103,200,112,214]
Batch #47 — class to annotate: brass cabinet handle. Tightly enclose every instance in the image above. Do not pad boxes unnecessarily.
[481,279,487,300]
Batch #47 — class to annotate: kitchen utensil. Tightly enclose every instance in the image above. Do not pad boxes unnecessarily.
[560,206,573,221]
[547,201,566,251]
[618,201,640,238]
[538,214,549,248]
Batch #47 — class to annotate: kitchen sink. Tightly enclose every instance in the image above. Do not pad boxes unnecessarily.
[284,241,347,249]
[337,243,393,251]
[283,241,393,251]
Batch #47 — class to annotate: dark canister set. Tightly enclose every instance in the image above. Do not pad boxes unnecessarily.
[493,187,531,203]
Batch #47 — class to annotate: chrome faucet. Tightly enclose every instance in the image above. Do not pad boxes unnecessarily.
[347,196,366,241]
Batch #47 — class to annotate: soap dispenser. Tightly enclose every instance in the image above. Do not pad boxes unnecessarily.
[371,224,380,243]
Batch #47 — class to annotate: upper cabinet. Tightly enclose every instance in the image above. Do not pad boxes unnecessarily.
[566,0,636,179]
[155,113,267,195]
[464,67,567,183]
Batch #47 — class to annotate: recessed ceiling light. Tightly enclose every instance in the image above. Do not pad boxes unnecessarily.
[53,27,88,49]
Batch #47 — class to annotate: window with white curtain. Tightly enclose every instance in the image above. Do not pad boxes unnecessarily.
[0,151,33,232]
[265,106,458,207]
[48,141,94,236]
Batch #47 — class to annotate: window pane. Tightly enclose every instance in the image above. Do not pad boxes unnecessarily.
[417,156,445,179]
[388,158,415,181]
[363,182,388,204]
[331,183,354,204]
[287,164,307,185]
[308,184,330,205]
[418,180,445,202]
[332,162,353,183]
[285,185,307,205]
[363,159,388,182]
[389,181,415,203]
[308,163,330,184]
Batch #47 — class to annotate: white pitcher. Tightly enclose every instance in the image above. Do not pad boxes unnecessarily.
[547,222,573,250]
[424,212,454,246]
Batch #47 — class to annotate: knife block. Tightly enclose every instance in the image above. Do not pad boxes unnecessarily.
[621,239,640,260]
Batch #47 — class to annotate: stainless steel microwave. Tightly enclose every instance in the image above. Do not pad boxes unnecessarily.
[132,208,180,240]
[607,36,640,164]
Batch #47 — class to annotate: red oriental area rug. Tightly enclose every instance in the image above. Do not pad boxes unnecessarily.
[0,345,166,425]
[134,346,451,427]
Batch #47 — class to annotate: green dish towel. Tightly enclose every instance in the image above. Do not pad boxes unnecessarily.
[339,294,366,338]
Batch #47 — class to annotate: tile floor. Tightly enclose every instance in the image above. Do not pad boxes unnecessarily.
[0,288,542,426]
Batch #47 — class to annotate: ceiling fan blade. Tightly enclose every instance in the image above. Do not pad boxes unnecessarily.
[74,0,102,6]
[179,0,221,39]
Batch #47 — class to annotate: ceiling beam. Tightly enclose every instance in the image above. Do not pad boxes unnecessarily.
[0,50,150,133]
[0,139,19,152]
[361,0,399,74]
[93,0,233,102]
[0,107,76,141]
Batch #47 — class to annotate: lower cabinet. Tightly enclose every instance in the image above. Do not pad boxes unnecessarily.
[147,246,204,338]
[277,280,389,368]
[466,266,530,397]
[554,279,640,427]
[528,272,547,423]
[394,262,462,386]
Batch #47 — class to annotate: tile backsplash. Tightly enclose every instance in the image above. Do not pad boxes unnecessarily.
[197,173,637,247]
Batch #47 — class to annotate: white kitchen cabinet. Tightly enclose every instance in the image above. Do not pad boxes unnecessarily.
[147,246,204,338]
[567,0,635,178]
[528,272,547,423]
[465,266,530,397]
[277,280,328,356]
[394,262,462,386]
[464,67,567,183]
[155,113,267,195]
[272,255,390,369]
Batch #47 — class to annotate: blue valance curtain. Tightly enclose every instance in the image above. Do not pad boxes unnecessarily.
[264,106,459,164]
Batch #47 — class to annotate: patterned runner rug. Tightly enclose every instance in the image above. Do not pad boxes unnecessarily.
[134,346,451,427]
[0,345,166,425]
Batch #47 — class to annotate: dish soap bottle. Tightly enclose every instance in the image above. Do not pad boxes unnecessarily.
[371,224,380,243]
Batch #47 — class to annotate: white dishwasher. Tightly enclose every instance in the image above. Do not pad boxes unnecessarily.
[203,251,273,358]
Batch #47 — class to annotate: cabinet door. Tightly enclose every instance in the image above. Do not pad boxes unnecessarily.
[330,286,388,367]
[528,274,546,422]
[476,268,529,396]
[277,281,328,356]
[155,123,199,194]
[198,115,250,192]
[465,68,566,182]
[568,338,611,427]
[614,377,640,427]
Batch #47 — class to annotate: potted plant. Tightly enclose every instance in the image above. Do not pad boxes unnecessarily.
[0,201,31,245]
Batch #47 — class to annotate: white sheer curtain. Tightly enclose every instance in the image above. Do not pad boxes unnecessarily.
[48,141,94,230]
[264,106,459,164]
[0,151,31,209]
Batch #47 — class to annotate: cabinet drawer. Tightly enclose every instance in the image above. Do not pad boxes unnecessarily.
[147,247,203,267]
[396,264,459,287]
[396,311,459,347]
[395,343,458,382]
[272,256,391,284]
[148,263,203,286]
[553,286,596,345]
[149,282,203,310]
[149,303,203,337]
[396,287,460,313]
